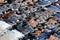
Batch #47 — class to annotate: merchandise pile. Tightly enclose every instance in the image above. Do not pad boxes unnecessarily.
[0,0,60,40]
